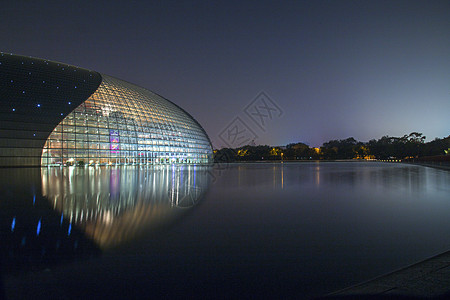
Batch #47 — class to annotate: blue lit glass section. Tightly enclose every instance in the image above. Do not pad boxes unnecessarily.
[37,219,41,236]
[11,217,16,232]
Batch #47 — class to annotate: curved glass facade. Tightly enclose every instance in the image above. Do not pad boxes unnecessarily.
[41,75,212,166]
[0,53,102,167]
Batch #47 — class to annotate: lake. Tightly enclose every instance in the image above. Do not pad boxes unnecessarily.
[1,162,450,299]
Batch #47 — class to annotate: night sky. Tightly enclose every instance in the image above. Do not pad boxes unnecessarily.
[1,0,449,147]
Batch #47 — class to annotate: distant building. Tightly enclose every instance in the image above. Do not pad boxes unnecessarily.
[275,146,287,150]
[0,53,213,167]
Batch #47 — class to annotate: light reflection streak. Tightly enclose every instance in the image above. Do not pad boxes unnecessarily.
[37,218,41,236]
[315,163,320,187]
[42,165,211,249]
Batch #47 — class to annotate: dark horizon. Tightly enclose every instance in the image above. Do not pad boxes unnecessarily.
[1,0,449,147]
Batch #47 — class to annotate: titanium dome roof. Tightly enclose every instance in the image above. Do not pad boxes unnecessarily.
[0,53,213,167]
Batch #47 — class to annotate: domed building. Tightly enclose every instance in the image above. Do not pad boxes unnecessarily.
[0,53,213,167]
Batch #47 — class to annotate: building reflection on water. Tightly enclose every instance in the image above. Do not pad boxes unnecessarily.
[41,165,211,249]
[0,165,210,276]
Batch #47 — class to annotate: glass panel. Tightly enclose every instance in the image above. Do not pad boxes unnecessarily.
[41,75,212,166]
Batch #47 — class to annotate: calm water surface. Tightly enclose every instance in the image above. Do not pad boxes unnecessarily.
[1,162,449,299]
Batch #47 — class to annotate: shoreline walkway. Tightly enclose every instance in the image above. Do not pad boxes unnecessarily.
[323,250,450,298]
[403,161,450,171]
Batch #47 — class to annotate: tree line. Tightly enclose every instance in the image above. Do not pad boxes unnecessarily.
[214,132,450,162]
